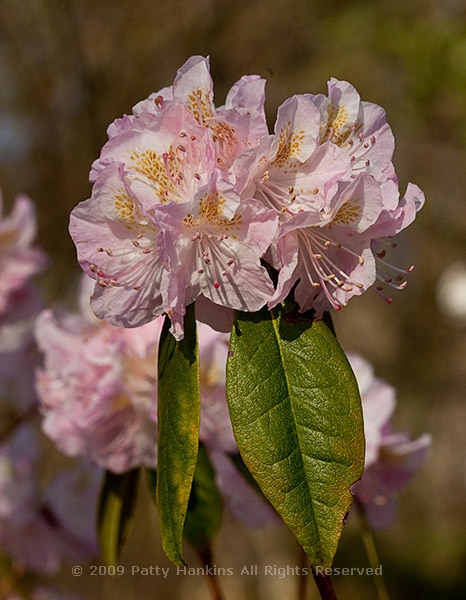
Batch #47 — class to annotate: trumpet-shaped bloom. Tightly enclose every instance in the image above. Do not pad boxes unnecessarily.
[70,100,278,338]
[235,94,350,215]
[269,174,381,314]
[239,83,425,315]
[312,78,396,182]
[155,172,278,336]
[348,353,431,529]
[93,55,267,181]
[132,55,269,171]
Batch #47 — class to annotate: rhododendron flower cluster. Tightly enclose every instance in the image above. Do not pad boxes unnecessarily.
[347,353,431,529]
[0,57,429,596]
[69,56,424,339]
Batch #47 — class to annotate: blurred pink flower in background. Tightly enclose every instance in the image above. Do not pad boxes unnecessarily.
[0,424,99,574]
[0,190,48,415]
[0,283,44,413]
[34,277,161,474]
[348,353,431,529]
[0,193,47,318]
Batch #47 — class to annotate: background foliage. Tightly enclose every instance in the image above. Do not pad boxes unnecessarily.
[1,0,465,598]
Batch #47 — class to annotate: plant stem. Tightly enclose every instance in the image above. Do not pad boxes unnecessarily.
[198,547,226,600]
[312,568,338,600]
[355,500,390,600]
[298,546,308,600]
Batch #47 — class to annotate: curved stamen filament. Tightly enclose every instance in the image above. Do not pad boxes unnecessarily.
[312,228,365,265]
[376,255,414,275]
[257,182,288,212]
[376,270,408,290]
[297,230,365,309]
[299,228,365,292]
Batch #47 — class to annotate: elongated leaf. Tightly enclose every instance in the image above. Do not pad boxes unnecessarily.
[183,445,223,552]
[97,468,139,566]
[157,303,200,566]
[226,305,365,568]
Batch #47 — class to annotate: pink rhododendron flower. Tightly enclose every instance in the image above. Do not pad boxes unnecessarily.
[238,81,425,316]
[268,173,382,314]
[69,57,425,334]
[0,192,47,317]
[34,277,161,473]
[70,94,277,339]
[0,425,99,574]
[129,55,269,171]
[347,353,431,529]
[156,172,278,337]
[312,78,396,182]
[0,191,47,412]
[234,94,350,215]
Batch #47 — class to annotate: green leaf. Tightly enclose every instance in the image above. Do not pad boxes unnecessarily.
[183,445,223,552]
[226,305,365,568]
[97,468,139,566]
[157,303,200,566]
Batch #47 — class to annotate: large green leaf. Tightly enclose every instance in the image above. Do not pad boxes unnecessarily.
[226,305,365,568]
[156,303,200,566]
[183,444,223,552]
[97,468,139,566]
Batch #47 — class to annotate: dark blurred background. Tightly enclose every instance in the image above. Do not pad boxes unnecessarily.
[1,0,466,598]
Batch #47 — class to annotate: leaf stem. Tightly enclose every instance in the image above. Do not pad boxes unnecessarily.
[355,500,390,600]
[197,548,226,600]
[298,546,308,600]
[312,568,338,600]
